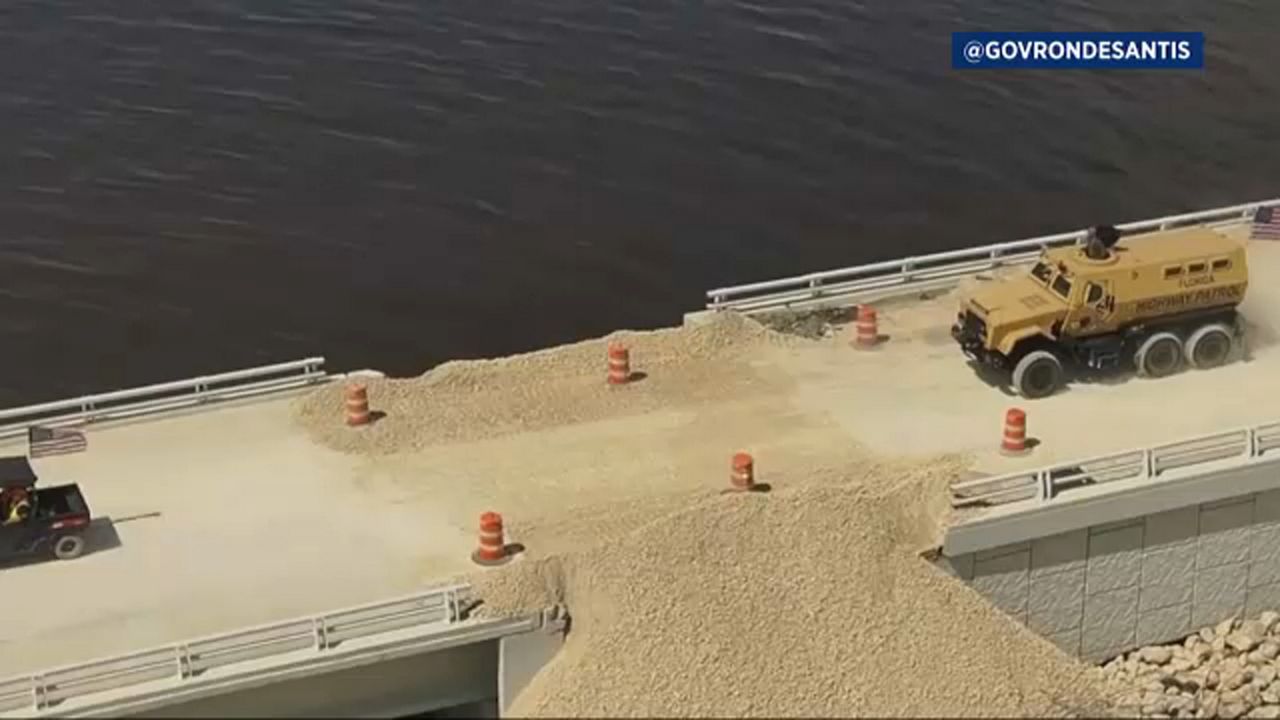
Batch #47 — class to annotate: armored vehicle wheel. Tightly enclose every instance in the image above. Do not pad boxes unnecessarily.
[53,535,85,560]
[1135,332,1183,378]
[1184,324,1234,369]
[1012,350,1063,399]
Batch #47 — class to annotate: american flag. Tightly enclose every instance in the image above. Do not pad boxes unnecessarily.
[1252,206,1280,240]
[28,425,88,459]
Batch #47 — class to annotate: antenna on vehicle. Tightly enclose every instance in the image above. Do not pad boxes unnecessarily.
[1083,224,1121,260]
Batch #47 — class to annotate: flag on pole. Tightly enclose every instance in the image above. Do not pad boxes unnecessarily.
[28,425,88,459]
[1252,206,1280,240]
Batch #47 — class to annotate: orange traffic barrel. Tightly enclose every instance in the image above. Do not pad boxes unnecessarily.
[853,305,880,349]
[471,511,511,566]
[345,384,371,427]
[730,452,755,491]
[1000,408,1031,456]
[608,344,631,385]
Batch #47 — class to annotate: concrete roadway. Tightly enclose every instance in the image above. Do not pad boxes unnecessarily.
[0,396,477,678]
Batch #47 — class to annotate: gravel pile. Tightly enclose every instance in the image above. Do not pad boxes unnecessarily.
[294,312,792,454]
[469,458,1115,718]
[1102,613,1280,719]
[754,308,854,340]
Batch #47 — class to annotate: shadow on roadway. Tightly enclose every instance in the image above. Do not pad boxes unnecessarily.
[0,512,159,570]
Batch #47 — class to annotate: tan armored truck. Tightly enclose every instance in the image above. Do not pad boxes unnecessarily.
[950,224,1249,398]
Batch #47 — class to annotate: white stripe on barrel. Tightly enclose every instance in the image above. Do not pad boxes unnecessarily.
[345,384,370,427]
[1000,408,1030,455]
[854,305,880,349]
[608,344,631,385]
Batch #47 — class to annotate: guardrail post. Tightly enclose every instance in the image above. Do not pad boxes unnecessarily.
[988,247,1004,267]
[31,676,46,711]
[807,276,824,298]
[446,590,459,623]
[1141,448,1154,479]
[312,609,327,650]
[313,617,329,651]
[1247,428,1259,458]
[1037,470,1052,502]
[175,645,192,679]
[902,260,916,282]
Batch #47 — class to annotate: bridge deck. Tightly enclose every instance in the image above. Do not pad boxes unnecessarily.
[6,222,1279,679]
[0,395,476,678]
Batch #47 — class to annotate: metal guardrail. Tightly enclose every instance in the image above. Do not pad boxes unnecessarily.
[0,358,329,441]
[949,420,1280,508]
[0,585,470,714]
[705,197,1280,313]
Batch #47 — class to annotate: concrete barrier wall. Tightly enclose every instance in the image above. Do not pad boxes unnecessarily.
[939,488,1280,662]
[91,609,569,719]
[130,640,498,719]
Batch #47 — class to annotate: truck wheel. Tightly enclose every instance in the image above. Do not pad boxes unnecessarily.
[1184,323,1234,369]
[53,535,85,560]
[1012,350,1064,399]
[1135,332,1183,378]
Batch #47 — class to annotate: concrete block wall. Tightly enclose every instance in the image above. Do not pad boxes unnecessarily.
[939,489,1280,662]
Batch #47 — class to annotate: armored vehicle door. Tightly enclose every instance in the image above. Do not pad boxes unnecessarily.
[1064,278,1116,336]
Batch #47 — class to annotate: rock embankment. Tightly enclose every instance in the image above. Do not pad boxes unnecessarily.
[1104,613,1280,719]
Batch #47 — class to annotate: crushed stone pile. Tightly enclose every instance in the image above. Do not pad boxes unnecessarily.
[1102,613,1280,719]
[467,460,1117,718]
[294,312,793,454]
[754,307,854,340]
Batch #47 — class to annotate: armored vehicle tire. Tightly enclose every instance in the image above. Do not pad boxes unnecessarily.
[1135,332,1183,378]
[1184,324,1234,369]
[1012,350,1063,399]
[53,534,85,560]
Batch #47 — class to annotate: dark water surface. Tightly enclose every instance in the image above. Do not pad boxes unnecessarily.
[1,1,1278,406]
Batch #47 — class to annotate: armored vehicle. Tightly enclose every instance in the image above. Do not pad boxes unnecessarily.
[951,225,1249,398]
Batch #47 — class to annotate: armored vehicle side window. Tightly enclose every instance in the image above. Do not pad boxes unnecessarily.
[1212,258,1231,271]
[1051,274,1072,299]
[1188,262,1207,274]
[1163,266,1184,279]
[1030,262,1053,283]
[1085,283,1104,304]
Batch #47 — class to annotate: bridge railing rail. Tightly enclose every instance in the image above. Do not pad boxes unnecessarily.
[949,420,1280,508]
[0,357,330,441]
[0,584,470,714]
[705,198,1280,313]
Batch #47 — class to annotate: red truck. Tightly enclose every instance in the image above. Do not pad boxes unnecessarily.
[0,456,92,563]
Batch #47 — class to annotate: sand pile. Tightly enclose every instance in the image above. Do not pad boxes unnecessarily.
[468,458,1116,718]
[294,313,793,454]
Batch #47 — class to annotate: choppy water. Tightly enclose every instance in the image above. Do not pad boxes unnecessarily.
[1,0,1277,406]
